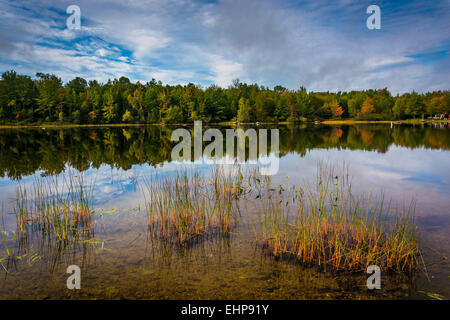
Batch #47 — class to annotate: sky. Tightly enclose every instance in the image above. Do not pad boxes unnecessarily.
[0,0,449,93]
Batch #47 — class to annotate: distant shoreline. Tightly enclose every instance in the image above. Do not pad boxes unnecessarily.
[0,119,448,129]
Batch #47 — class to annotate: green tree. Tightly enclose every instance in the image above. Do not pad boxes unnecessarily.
[35,73,63,121]
[122,110,134,122]
[237,97,251,122]
[163,105,184,123]
[103,90,119,123]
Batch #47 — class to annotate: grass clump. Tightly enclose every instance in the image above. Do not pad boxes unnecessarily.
[256,164,420,273]
[13,173,95,242]
[142,167,242,245]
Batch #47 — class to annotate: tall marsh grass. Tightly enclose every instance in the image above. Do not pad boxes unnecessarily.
[13,173,95,241]
[256,164,420,273]
[4,163,420,274]
[142,167,243,245]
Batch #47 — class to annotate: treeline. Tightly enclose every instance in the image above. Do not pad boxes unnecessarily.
[1,70,449,124]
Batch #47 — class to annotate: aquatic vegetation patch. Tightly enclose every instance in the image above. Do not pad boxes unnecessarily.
[255,165,420,273]
[142,168,244,245]
[13,173,95,242]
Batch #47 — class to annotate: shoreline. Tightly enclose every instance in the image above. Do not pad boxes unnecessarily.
[0,119,448,129]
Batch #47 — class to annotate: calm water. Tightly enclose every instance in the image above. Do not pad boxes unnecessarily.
[0,123,449,299]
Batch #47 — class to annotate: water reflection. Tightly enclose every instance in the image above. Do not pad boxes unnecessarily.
[0,124,448,299]
[0,124,449,179]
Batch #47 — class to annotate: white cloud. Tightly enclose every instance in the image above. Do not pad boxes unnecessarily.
[0,0,448,92]
[205,54,243,87]
[363,57,415,70]
[95,48,109,57]
[125,29,171,59]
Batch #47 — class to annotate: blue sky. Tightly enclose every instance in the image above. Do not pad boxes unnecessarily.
[0,0,448,93]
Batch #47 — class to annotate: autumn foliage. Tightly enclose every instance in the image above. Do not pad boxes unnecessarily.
[361,97,376,115]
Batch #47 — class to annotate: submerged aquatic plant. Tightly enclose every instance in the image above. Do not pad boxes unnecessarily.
[256,164,420,273]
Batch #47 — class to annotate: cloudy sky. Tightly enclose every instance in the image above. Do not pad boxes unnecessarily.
[0,0,448,93]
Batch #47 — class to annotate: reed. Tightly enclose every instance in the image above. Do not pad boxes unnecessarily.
[13,173,95,242]
[142,167,241,245]
[0,229,15,258]
[257,164,420,273]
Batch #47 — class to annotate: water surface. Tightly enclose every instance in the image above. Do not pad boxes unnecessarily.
[0,123,449,299]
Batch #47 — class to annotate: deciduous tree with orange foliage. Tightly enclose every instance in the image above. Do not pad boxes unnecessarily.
[361,97,375,114]
[334,106,344,117]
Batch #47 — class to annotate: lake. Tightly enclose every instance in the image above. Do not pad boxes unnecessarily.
[0,123,449,299]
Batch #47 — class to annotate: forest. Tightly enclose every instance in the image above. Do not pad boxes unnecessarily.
[0,70,449,124]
